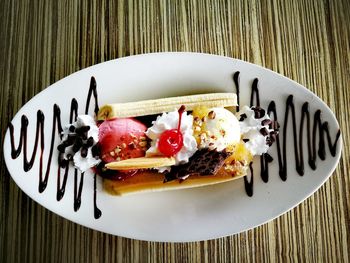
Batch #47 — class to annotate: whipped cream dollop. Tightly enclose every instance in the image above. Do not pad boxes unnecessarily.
[197,107,241,151]
[61,115,101,172]
[145,110,198,172]
[237,105,274,155]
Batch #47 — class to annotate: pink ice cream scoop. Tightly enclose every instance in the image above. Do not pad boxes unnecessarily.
[98,118,148,163]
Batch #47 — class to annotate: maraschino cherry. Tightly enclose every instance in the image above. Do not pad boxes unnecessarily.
[157,105,185,157]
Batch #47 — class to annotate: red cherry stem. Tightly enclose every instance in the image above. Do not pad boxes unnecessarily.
[177,105,185,131]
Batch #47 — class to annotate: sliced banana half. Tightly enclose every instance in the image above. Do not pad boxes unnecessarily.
[97,93,237,120]
[105,157,176,170]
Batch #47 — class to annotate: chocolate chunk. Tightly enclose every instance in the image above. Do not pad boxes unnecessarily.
[69,125,75,132]
[91,144,100,157]
[260,127,269,136]
[243,138,250,143]
[72,144,80,153]
[66,134,77,145]
[270,121,280,130]
[261,119,272,126]
[166,149,230,181]
[72,137,83,152]
[239,113,247,121]
[80,146,88,158]
[86,136,94,147]
[266,137,272,146]
[75,126,90,136]
[57,143,66,153]
[82,132,88,140]
[266,131,278,146]
[74,126,90,140]
[269,131,277,142]
[252,107,265,119]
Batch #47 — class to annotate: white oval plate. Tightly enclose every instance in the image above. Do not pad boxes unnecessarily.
[3,53,342,242]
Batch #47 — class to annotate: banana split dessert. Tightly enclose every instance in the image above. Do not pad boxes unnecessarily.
[57,93,279,195]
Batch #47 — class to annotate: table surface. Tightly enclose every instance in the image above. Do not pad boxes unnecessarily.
[1,0,349,262]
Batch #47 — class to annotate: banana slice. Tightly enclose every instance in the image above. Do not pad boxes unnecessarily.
[103,169,245,195]
[105,157,175,170]
[97,93,237,120]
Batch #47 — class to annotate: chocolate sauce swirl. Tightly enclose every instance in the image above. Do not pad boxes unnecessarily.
[9,76,102,219]
[233,72,341,196]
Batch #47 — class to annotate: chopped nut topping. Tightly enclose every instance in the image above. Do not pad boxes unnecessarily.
[220,129,226,136]
[201,116,207,122]
[200,132,207,139]
[121,143,127,148]
[194,117,202,126]
[194,126,201,132]
[110,151,115,157]
[208,111,216,119]
[260,127,268,136]
[239,113,247,121]
[128,142,136,149]
[139,141,147,147]
[261,119,272,126]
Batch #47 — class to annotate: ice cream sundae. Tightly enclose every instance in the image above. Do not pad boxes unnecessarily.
[58,92,278,195]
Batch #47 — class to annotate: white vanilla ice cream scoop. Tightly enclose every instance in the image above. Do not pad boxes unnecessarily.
[145,110,198,172]
[194,107,241,151]
[237,105,274,156]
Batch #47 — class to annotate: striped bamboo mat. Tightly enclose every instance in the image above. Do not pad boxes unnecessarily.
[0,0,349,262]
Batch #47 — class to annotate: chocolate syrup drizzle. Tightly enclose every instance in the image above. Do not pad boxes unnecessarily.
[9,77,102,219]
[233,72,341,196]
